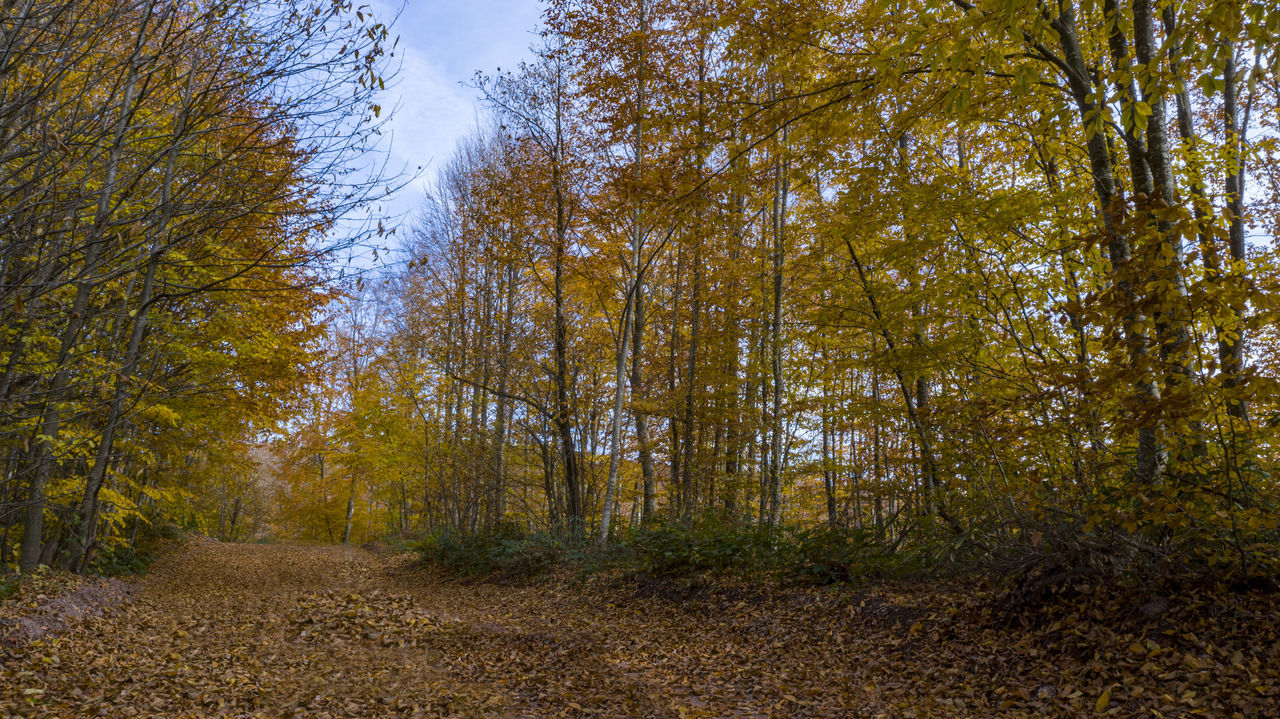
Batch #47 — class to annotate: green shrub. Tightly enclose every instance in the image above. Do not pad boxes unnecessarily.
[788,525,924,583]
[94,544,150,576]
[488,533,563,576]
[412,518,933,584]
[622,518,928,583]
[91,523,182,576]
[625,517,783,576]
[413,529,564,578]
[0,572,18,600]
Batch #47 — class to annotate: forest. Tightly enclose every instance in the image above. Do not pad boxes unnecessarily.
[2,0,1280,716]
[1,0,1279,581]
[0,0,391,572]
[274,0,1280,584]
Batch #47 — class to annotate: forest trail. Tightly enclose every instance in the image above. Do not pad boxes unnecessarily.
[3,540,853,718]
[4,540,1279,718]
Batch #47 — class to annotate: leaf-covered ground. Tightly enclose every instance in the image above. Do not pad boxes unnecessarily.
[2,541,1277,718]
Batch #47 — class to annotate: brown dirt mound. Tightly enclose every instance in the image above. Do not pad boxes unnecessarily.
[0,573,134,647]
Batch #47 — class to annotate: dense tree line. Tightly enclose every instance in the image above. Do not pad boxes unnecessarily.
[285,0,1280,575]
[0,0,393,572]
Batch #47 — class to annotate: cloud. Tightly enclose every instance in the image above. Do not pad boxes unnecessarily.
[367,0,541,223]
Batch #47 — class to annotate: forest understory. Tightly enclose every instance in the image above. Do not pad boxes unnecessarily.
[2,538,1278,718]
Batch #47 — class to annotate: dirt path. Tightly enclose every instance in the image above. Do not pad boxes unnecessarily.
[2,541,764,718]
[2,540,1277,718]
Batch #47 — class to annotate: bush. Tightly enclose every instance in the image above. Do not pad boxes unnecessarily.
[92,523,183,576]
[411,518,934,585]
[94,544,150,576]
[0,572,18,600]
[788,525,925,583]
[625,517,782,576]
[488,533,564,576]
[413,529,564,578]
[622,518,931,583]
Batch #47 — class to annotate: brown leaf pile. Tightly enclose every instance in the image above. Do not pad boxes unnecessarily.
[1,540,1277,717]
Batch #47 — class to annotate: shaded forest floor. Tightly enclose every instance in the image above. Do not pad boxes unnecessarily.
[2,540,1278,718]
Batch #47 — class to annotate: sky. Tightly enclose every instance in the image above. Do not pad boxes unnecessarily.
[365,0,543,228]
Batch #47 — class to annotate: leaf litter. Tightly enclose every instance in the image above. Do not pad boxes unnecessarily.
[1,540,1277,717]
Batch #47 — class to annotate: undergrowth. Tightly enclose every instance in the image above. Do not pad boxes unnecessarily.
[408,526,566,579]
[410,516,956,585]
[409,513,1280,598]
[0,572,17,600]
[92,523,183,577]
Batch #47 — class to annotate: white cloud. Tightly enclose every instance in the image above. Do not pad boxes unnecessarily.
[368,0,541,223]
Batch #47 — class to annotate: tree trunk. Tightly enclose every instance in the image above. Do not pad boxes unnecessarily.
[342,477,357,545]
[599,288,634,545]
[68,244,160,572]
[766,123,788,527]
[1221,44,1250,425]
[552,188,581,539]
[491,262,517,529]
[821,379,837,526]
[1050,5,1161,483]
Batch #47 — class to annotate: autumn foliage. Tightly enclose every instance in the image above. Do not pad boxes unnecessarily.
[5,0,1280,588]
[2,1,1280,716]
[0,0,393,572]
[264,0,1280,587]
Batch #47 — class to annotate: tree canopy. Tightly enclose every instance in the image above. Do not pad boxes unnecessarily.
[270,0,1280,581]
[4,0,1279,582]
